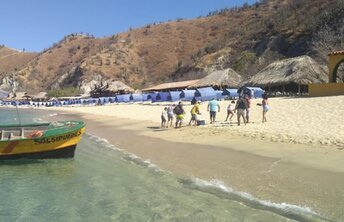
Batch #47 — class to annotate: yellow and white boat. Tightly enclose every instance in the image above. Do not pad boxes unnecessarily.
[0,121,85,159]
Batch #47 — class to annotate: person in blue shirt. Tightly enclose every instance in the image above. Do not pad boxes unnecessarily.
[207,98,220,124]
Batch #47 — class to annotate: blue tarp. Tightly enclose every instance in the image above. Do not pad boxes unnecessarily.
[180,90,196,101]
[130,93,143,102]
[156,92,169,102]
[99,97,111,104]
[195,87,217,101]
[222,88,239,99]
[215,90,225,100]
[142,93,151,101]
[238,86,265,98]
[147,92,158,102]
[168,91,181,102]
[116,94,131,103]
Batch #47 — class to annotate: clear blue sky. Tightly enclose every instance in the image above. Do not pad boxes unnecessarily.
[0,0,257,52]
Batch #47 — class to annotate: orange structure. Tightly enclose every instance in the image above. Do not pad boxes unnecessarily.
[309,51,344,96]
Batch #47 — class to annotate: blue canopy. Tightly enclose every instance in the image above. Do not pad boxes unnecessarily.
[156,92,169,102]
[147,92,158,102]
[180,89,196,101]
[222,88,239,99]
[130,93,143,102]
[116,94,131,103]
[167,91,181,102]
[238,86,265,98]
[215,90,225,100]
[142,93,151,101]
[195,87,216,101]
[99,97,111,104]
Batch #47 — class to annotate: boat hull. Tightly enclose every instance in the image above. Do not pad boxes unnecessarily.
[0,145,76,159]
[0,121,85,159]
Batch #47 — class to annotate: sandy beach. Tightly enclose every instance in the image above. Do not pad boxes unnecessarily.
[44,95,344,220]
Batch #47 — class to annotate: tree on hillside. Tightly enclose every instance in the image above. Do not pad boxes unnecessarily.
[312,3,344,63]
[312,3,344,82]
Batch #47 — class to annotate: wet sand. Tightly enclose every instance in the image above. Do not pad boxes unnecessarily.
[49,111,344,221]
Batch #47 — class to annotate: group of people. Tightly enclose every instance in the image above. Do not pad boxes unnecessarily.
[160,94,269,128]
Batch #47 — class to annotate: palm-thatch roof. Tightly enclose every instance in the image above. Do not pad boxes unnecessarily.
[11,92,32,100]
[189,68,242,89]
[33,92,47,100]
[142,79,200,92]
[106,81,134,92]
[90,80,134,97]
[246,55,328,87]
[328,51,344,55]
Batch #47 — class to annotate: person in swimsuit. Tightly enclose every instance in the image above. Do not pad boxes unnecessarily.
[262,94,269,123]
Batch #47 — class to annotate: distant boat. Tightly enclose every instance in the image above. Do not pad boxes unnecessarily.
[0,121,85,159]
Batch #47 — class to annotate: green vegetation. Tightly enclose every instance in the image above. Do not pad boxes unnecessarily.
[233,51,257,73]
[47,87,80,98]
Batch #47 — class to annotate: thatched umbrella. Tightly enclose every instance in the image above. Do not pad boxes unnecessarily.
[106,81,134,93]
[246,55,328,94]
[91,80,134,97]
[189,68,242,89]
[33,92,47,101]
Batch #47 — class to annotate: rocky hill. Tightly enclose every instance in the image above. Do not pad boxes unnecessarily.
[0,0,343,94]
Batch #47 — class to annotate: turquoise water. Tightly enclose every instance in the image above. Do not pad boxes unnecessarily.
[0,108,330,222]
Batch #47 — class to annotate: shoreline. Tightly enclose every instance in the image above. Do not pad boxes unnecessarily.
[46,108,344,220]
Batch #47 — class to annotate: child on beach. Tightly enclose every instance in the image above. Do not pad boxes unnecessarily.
[166,104,175,128]
[161,107,168,128]
[262,94,269,123]
[225,100,236,122]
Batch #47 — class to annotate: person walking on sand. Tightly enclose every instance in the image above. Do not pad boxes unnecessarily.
[173,101,185,128]
[189,101,201,126]
[262,94,269,123]
[235,96,248,126]
[207,98,220,124]
[225,100,236,122]
[161,107,168,128]
[245,95,252,123]
[166,104,175,128]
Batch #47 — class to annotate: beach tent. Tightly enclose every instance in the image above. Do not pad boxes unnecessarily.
[116,94,131,103]
[109,97,117,103]
[167,91,181,102]
[238,86,265,98]
[222,89,239,99]
[130,93,143,102]
[147,92,158,102]
[215,90,225,100]
[142,93,151,101]
[99,97,112,104]
[194,87,217,101]
[180,89,196,101]
[156,92,169,102]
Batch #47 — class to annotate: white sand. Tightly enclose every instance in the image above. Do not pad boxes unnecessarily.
[48,95,344,148]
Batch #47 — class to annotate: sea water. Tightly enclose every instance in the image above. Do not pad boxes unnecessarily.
[0,108,331,222]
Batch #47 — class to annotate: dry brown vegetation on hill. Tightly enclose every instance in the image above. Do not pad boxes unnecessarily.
[0,46,37,75]
[0,0,343,93]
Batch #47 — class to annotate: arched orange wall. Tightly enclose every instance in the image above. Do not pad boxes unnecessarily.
[328,54,344,83]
